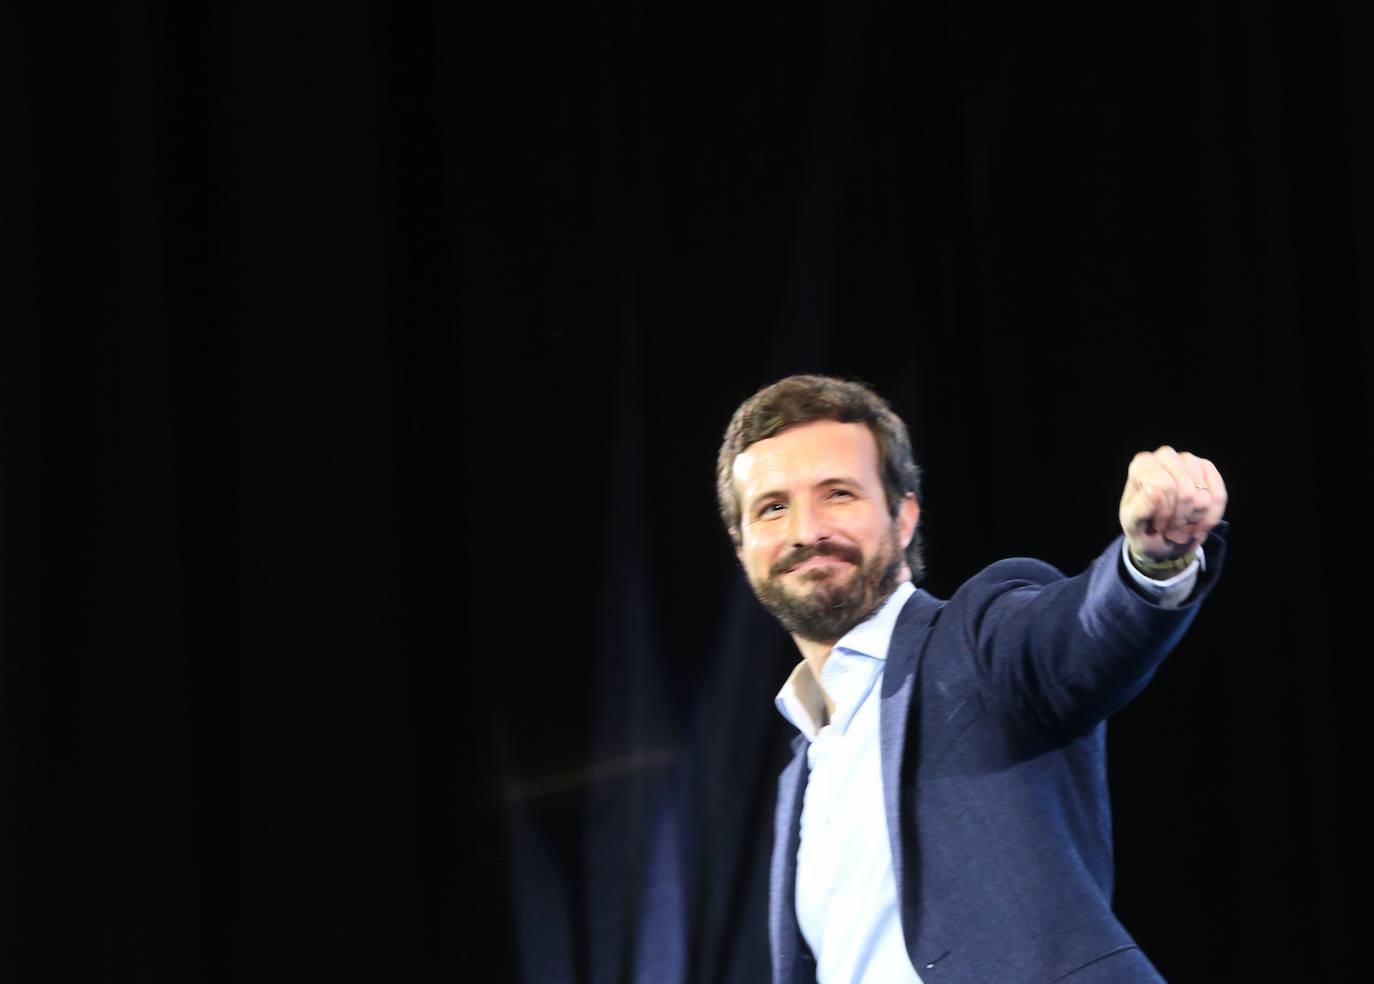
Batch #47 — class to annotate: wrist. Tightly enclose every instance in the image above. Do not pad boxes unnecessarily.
[1127,547,1199,580]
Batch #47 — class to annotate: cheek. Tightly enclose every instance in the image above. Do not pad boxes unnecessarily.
[741,535,778,577]
[849,518,889,556]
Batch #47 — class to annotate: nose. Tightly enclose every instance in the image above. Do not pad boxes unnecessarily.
[786,497,831,548]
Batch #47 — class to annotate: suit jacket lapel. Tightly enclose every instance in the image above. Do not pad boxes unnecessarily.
[770,734,809,983]
[879,590,941,943]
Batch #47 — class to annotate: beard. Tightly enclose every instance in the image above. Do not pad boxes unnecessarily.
[749,525,905,643]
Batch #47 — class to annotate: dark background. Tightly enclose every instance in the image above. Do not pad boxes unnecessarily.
[5,1,1371,981]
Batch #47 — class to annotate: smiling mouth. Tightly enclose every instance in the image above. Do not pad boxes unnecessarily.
[770,544,863,578]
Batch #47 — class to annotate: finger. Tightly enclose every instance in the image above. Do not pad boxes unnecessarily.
[1197,457,1228,530]
[1144,447,1188,533]
[1177,451,1208,491]
[1123,452,1175,534]
[1118,480,1158,534]
[1151,446,1203,541]
[1176,452,1214,525]
[1201,457,1227,510]
[1121,450,1165,530]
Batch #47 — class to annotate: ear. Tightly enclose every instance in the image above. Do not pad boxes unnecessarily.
[896,492,920,549]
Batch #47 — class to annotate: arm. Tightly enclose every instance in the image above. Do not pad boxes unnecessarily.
[952,449,1229,737]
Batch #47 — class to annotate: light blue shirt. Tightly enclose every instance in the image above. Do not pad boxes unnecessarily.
[776,581,924,984]
[774,550,1199,983]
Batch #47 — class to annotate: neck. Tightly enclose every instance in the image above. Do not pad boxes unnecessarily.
[792,636,838,721]
[787,577,910,718]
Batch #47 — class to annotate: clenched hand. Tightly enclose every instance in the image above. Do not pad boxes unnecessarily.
[1119,446,1227,571]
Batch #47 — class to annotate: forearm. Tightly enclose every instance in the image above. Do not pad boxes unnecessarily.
[959,526,1226,736]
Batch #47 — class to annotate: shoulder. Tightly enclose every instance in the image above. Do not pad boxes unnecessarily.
[941,554,1077,629]
[888,555,1075,659]
[960,556,1069,594]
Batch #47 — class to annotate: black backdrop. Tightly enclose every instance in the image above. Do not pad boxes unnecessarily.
[6,1,1372,981]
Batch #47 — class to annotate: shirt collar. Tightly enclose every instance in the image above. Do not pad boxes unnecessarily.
[774,581,916,741]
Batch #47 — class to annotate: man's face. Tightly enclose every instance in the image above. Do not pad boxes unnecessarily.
[733,420,919,643]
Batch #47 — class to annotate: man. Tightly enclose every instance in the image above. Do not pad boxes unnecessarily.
[715,375,1227,984]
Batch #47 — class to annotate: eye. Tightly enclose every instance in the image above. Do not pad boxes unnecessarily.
[826,488,854,501]
[756,501,786,520]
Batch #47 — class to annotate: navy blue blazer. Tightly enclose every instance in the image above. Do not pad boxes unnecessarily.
[770,528,1227,984]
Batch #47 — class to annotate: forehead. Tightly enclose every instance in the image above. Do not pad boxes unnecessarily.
[732,419,881,495]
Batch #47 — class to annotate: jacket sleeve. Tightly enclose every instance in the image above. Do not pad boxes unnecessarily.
[945,524,1228,737]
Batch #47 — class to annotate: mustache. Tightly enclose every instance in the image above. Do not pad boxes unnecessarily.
[770,541,863,577]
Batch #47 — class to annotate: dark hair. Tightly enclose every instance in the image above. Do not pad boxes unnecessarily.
[716,374,924,582]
